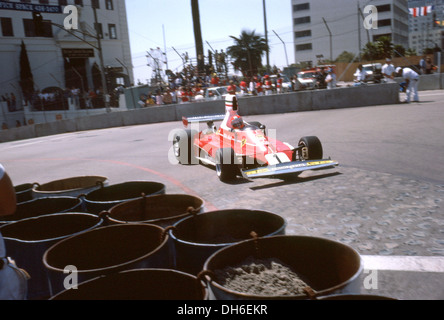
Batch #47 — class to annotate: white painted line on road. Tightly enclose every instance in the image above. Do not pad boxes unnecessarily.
[362,255,444,273]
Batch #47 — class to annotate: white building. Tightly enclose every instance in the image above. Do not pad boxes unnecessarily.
[0,0,133,116]
[408,0,444,54]
[292,0,410,66]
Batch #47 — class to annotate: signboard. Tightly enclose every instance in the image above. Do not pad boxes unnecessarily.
[62,48,95,58]
[0,1,62,13]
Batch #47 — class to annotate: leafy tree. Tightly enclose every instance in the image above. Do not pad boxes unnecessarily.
[227,30,269,77]
[405,48,417,57]
[335,51,357,63]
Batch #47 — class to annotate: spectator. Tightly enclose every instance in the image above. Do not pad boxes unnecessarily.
[276,74,283,94]
[155,90,163,105]
[137,94,146,108]
[163,88,173,105]
[419,56,426,75]
[325,68,337,89]
[354,64,367,85]
[264,75,273,95]
[425,57,434,74]
[382,58,396,82]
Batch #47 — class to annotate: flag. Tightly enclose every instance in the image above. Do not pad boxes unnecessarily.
[409,5,434,17]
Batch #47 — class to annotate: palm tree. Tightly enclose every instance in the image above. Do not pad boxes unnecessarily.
[227,30,269,77]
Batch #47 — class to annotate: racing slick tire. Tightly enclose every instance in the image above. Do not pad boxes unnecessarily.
[172,129,199,165]
[215,148,239,182]
[297,136,323,160]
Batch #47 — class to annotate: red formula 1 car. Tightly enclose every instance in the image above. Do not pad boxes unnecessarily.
[172,113,338,182]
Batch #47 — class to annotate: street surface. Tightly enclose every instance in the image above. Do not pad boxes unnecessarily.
[1,89,443,299]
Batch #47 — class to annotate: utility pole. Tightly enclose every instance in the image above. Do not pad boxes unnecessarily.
[263,0,270,73]
[358,3,362,61]
[273,30,289,67]
[322,17,333,62]
[92,5,110,112]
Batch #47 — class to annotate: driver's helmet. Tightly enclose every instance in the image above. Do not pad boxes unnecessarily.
[230,115,244,129]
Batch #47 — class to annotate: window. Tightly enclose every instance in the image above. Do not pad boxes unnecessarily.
[23,18,53,38]
[106,0,114,10]
[108,24,117,39]
[94,23,103,38]
[39,0,49,4]
[1,17,14,37]
[92,0,100,9]
[295,30,311,38]
[75,0,83,6]
[293,3,310,11]
[379,19,392,27]
[294,16,311,25]
[58,0,68,6]
[376,4,391,12]
[296,43,312,51]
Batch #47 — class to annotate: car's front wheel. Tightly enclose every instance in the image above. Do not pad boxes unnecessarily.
[215,148,239,182]
[297,136,323,160]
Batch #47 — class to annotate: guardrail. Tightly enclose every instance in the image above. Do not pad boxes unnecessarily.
[0,83,400,143]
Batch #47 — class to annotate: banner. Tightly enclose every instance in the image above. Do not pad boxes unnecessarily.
[0,1,62,13]
[409,5,434,17]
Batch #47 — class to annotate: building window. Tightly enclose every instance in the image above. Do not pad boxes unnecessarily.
[376,4,391,12]
[296,43,312,51]
[294,16,311,25]
[94,23,103,38]
[295,30,311,38]
[39,0,49,4]
[293,3,310,12]
[106,0,114,10]
[379,19,392,27]
[58,0,68,6]
[1,17,14,37]
[23,19,53,38]
[92,0,100,9]
[74,0,83,6]
[108,24,117,39]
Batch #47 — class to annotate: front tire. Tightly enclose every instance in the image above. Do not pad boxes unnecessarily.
[215,148,239,182]
[298,136,323,160]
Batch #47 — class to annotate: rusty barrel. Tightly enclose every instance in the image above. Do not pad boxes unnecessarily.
[83,181,166,214]
[0,212,103,300]
[14,183,35,203]
[43,224,171,297]
[169,209,287,275]
[32,176,108,199]
[0,197,84,225]
[201,235,363,300]
[105,194,204,228]
[50,269,208,300]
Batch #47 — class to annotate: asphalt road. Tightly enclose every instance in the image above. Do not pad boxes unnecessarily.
[1,89,444,299]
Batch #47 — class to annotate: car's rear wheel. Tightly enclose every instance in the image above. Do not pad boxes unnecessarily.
[298,136,323,160]
[215,148,239,182]
[172,129,198,165]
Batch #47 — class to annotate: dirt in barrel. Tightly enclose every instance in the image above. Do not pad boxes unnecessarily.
[214,256,310,297]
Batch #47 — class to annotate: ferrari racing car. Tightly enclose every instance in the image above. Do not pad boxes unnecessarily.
[172,114,338,182]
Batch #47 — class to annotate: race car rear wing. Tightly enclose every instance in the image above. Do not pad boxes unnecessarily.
[182,114,225,127]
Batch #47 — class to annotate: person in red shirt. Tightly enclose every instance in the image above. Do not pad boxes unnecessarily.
[276,74,283,94]
[256,78,264,96]
[264,75,273,95]
[239,79,248,96]
[210,73,219,87]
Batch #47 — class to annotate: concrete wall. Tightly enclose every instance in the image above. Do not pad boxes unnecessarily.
[0,83,400,143]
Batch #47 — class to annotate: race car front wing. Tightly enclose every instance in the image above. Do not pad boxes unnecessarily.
[241,159,339,179]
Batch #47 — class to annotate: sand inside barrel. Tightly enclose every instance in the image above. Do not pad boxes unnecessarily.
[214,256,310,296]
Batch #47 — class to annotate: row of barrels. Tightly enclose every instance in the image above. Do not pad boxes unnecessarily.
[2,176,393,300]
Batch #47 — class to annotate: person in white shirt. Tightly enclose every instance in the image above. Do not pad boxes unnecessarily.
[354,64,367,85]
[325,68,336,89]
[396,67,419,103]
[382,58,396,82]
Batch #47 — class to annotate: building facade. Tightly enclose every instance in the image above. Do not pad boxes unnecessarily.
[291,0,410,66]
[408,0,444,54]
[0,0,133,110]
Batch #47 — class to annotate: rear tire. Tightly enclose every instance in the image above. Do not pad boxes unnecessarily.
[172,129,198,165]
[215,148,239,182]
[298,136,323,160]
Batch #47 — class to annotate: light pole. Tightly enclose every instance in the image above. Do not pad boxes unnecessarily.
[263,0,270,73]
[273,30,289,67]
[322,17,333,62]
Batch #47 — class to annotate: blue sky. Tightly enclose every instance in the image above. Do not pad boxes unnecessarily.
[124,0,294,83]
